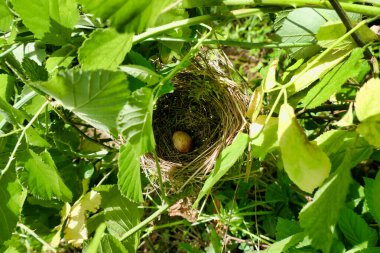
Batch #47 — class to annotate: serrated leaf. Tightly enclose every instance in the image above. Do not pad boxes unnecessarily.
[78,28,133,71]
[11,0,79,45]
[98,234,128,253]
[278,103,331,193]
[364,172,380,225]
[338,207,378,247]
[299,154,353,252]
[117,87,155,154]
[355,78,380,122]
[37,70,131,134]
[17,150,72,202]
[64,191,101,247]
[0,0,13,32]
[0,97,25,125]
[301,48,364,109]
[25,128,51,147]
[96,185,143,252]
[22,58,48,81]
[119,65,162,86]
[193,132,249,208]
[0,169,27,244]
[45,45,75,72]
[276,218,302,240]
[77,0,171,33]
[118,142,142,202]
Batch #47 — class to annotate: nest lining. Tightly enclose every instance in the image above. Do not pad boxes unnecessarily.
[142,51,248,191]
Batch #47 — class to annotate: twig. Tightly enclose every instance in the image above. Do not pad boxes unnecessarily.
[17,223,57,252]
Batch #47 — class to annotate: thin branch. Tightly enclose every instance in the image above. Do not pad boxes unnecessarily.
[17,223,57,252]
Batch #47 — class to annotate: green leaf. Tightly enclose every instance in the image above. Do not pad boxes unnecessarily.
[193,132,249,208]
[289,49,350,93]
[0,97,25,125]
[11,0,79,45]
[364,172,380,225]
[264,233,305,253]
[250,116,278,160]
[0,74,14,102]
[96,185,143,252]
[77,0,171,33]
[316,22,355,50]
[299,154,353,252]
[355,78,380,122]
[301,48,364,109]
[25,128,51,148]
[17,150,73,202]
[117,87,155,154]
[45,45,75,72]
[0,169,27,244]
[37,70,131,134]
[22,58,48,81]
[0,0,13,32]
[83,223,106,253]
[278,103,331,193]
[338,207,378,247]
[118,142,142,202]
[78,28,133,71]
[98,234,128,253]
[276,218,302,240]
[119,65,162,86]
[357,122,380,148]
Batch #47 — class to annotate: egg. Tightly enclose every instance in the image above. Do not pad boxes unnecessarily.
[172,131,192,153]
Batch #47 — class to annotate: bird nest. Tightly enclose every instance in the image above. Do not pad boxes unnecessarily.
[142,50,248,193]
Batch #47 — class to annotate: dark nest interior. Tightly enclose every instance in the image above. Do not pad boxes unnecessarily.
[142,51,248,192]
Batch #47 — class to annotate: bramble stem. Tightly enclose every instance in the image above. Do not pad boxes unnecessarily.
[17,222,56,252]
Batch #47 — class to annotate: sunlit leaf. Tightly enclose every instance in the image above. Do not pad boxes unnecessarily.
[83,223,106,253]
[0,74,14,102]
[357,122,380,148]
[250,116,278,160]
[118,142,142,202]
[64,191,102,247]
[246,86,263,122]
[117,87,155,155]
[278,103,331,193]
[37,70,131,134]
[17,150,72,202]
[193,132,249,208]
[11,0,79,45]
[365,172,380,225]
[79,28,133,71]
[355,78,380,122]
[0,169,27,244]
[264,233,305,253]
[45,45,75,72]
[119,65,162,86]
[98,234,128,253]
[0,0,13,32]
[334,103,354,127]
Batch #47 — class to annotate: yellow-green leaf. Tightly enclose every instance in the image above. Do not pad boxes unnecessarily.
[355,78,380,122]
[278,103,331,193]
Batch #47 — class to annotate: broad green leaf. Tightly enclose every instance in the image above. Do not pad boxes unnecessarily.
[45,45,75,72]
[37,70,131,134]
[364,172,380,225]
[119,65,162,86]
[22,58,48,81]
[25,128,51,147]
[357,122,380,148]
[83,223,106,253]
[64,191,101,247]
[299,154,353,252]
[275,218,302,240]
[0,74,14,102]
[316,130,373,170]
[250,116,279,160]
[117,87,155,154]
[290,49,350,93]
[338,207,378,247]
[118,142,142,202]
[96,185,143,252]
[11,0,79,45]
[17,150,72,202]
[278,103,331,193]
[301,48,364,109]
[78,28,133,71]
[0,169,27,244]
[317,22,355,50]
[77,0,172,33]
[0,97,25,125]
[98,234,128,253]
[264,233,305,253]
[193,132,249,208]
[355,78,380,122]
[0,0,12,32]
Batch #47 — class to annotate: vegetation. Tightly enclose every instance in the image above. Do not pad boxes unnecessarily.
[0,0,380,252]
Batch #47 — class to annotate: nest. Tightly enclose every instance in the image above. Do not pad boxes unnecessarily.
[142,50,248,192]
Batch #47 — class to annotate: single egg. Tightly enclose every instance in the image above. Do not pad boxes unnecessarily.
[172,131,192,153]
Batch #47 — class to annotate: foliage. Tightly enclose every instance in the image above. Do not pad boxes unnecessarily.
[0,0,380,252]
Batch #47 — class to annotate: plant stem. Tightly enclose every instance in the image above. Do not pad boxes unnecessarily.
[133,8,276,44]
[17,223,57,252]
[0,101,49,180]
[120,203,170,241]
[184,0,380,17]
[144,37,316,49]
[153,151,168,203]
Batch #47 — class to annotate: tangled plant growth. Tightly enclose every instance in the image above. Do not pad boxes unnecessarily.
[0,0,380,252]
